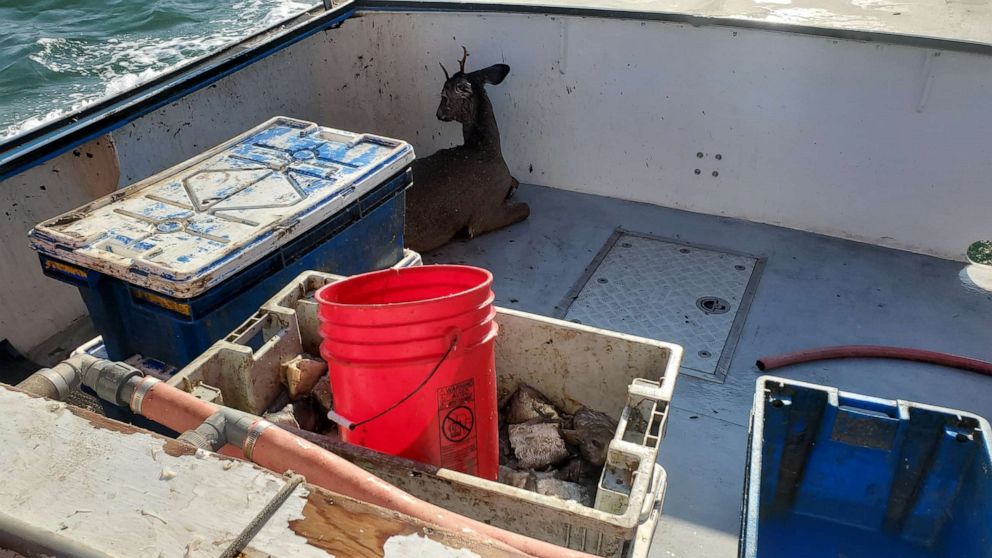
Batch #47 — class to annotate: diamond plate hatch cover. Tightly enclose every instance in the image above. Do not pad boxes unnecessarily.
[560,231,762,382]
[29,117,414,298]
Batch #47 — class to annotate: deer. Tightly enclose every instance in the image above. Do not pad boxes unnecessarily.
[405,47,530,253]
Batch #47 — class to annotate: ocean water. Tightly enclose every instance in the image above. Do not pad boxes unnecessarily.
[0,0,313,140]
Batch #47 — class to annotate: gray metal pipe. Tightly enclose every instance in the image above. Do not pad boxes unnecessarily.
[79,369,265,457]
[80,359,142,406]
[177,410,227,451]
[21,354,275,461]
[15,354,98,401]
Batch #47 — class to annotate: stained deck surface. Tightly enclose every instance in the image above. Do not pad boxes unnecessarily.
[429,184,992,557]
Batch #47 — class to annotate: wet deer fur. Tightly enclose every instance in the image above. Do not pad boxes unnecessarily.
[405,48,529,252]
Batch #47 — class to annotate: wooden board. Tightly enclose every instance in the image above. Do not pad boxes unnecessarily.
[0,385,524,558]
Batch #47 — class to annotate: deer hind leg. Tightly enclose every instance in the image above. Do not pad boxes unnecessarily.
[467,201,530,238]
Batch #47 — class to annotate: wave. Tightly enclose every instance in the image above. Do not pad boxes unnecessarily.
[2,0,312,141]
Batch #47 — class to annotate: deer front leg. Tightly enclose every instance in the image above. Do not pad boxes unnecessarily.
[467,201,530,238]
[506,177,520,199]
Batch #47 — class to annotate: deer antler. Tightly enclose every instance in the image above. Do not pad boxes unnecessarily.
[439,61,450,80]
[458,46,469,74]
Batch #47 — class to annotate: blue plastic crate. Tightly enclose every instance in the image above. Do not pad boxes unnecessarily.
[30,117,414,367]
[742,376,992,558]
[70,247,423,434]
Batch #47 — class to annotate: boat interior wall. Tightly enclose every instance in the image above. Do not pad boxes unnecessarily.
[109,44,339,187]
[0,136,118,353]
[114,11,990,262]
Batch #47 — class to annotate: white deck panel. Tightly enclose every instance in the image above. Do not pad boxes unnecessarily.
[0,386,525,558]
[0,389,324,558]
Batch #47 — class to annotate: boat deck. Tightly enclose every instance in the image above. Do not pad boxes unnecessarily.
[429,184,992,557]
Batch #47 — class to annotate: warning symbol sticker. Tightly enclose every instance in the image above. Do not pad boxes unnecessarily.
[437,379,477,473]
[442,405,475,442]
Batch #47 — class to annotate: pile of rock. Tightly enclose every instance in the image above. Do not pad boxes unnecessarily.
[260,359,618,510]
[261,355,334,433]
[498,384,617,507]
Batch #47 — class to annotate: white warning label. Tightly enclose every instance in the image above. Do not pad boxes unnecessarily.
[437,378,477,473]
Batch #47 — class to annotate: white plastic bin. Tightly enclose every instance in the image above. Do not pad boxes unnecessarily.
[169,270,681,557]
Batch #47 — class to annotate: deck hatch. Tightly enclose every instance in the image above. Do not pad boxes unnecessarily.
[558,230,762,382]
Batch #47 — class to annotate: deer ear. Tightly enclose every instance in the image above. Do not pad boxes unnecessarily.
[470,64,510,85]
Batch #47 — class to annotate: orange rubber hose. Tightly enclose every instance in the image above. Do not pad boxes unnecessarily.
[133,379,595,558]
[757,345,992,375]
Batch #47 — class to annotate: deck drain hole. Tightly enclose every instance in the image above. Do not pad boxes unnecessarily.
[734,264,746,271]
[679,248,691,254]
[696,296,730,315]
[597,278,609,284]
[621,242,633,248]
[698,350,712,358]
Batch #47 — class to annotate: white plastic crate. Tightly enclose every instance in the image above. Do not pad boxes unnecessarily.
[169,269,681,558]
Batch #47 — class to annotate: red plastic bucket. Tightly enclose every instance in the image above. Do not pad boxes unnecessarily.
[315,265,499,480]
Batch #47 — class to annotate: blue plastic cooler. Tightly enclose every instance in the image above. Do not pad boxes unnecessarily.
[29,117,414,367]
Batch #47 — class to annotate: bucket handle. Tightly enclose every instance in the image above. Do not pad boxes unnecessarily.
[326,331,459,431]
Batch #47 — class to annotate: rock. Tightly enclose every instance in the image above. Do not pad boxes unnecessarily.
[505,384,561,425]
[498,466,529,489]
[265,390,291,414]
[508,422,571,469]
[555,457,600,484]
[282,355,327,400]
[263,404,299,429]
[498,417,517,467]
[311,377,333,413]
[561,407,617,467]
[498,466,556,490]
[293,400,320,432]
[264,398,322,431]
[535,478,594,506]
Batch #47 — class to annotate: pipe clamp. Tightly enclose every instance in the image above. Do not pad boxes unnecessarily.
[130,376,160,415]
[243,419,272,461]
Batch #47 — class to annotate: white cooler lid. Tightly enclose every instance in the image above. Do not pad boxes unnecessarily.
[29,117,414,298]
